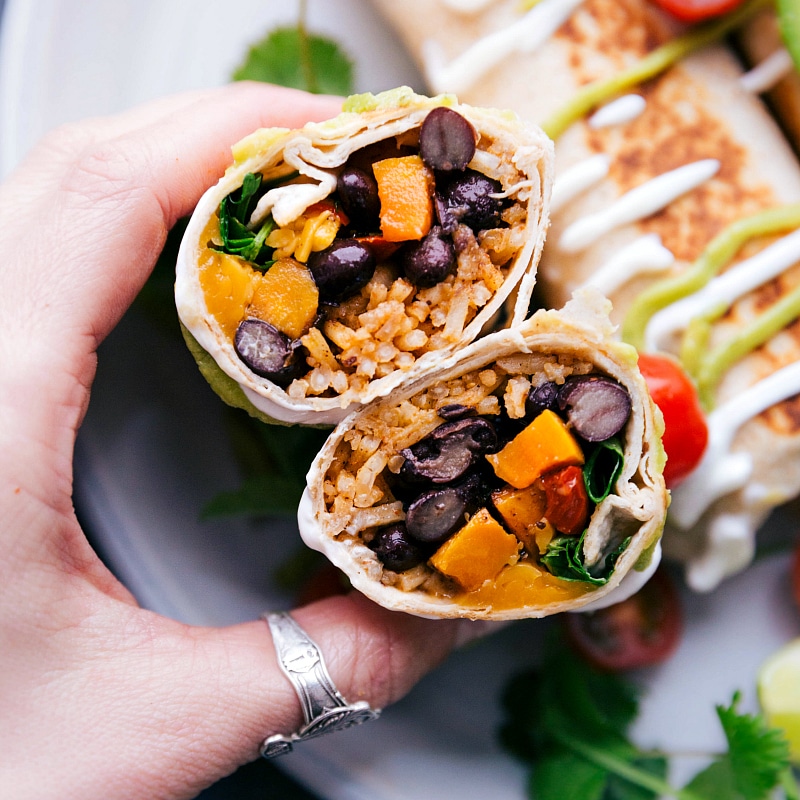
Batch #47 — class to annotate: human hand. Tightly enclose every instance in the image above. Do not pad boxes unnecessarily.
[0,83,463,800]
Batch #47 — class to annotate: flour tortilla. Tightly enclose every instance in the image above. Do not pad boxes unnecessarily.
[176,88,552,426]
[299,292,667,620]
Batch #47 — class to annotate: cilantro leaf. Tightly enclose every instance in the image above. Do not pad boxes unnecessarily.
[683,692,791,800]
[233,26,354,96]
[499,634,794,800]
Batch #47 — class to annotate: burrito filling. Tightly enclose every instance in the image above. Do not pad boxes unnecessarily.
[322,353,637,609]
[196,107,531,401]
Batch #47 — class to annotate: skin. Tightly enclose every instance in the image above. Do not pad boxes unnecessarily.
[0,83,467,800]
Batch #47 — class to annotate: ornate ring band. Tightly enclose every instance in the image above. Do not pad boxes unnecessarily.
[260,611,382,758]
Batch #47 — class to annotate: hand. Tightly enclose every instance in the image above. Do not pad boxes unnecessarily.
[0,83,463,800]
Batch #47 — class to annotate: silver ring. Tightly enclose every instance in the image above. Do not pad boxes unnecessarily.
[260,611,381,758]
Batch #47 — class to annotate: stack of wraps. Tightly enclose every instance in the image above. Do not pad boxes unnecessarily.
[176,90,668,619]
[372,0,800,591]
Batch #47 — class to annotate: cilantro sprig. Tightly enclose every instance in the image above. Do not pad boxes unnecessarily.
[232,0,353,96]
[501,635,798,800]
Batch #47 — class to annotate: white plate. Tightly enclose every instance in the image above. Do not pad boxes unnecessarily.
[2,2,799,798]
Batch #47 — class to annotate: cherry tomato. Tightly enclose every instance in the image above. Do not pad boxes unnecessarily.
[563,568,683,671]
[637,353,708,489]
[649,0,746,22]
[541,465,590,536]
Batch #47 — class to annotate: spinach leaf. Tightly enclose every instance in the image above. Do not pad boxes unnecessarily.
[540,531,631,585]
[584,436,624,504]
[217,172,275,266]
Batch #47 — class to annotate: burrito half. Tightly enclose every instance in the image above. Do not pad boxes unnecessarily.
[175,88,552,425]
[299,292,667,620]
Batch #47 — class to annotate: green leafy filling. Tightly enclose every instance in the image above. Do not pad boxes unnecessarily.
[500,635,797,800]
[584,436,624,504]
[541,531,630,586]
[216,172,275,266]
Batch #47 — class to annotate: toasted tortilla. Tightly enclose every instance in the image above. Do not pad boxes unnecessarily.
[371,0,800,590]
[299,291,667,620]
[176,88,552,426]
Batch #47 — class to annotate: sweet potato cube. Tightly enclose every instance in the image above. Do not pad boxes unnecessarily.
[199,251,257,338]
[492,485,548,554]
[491,485,547,538]
[373,155,434,242]
[429,507,520,592]
[486,410,584,489]
[248,258,319,339]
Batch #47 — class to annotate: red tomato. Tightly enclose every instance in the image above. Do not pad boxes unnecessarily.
[649,0,745,22]
[563,568,683,671]
[306,199,350,226]
[637,353,708,489]
[356,235,402,262]
[541,465,590,536]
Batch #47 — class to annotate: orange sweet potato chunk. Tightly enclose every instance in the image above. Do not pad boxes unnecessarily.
[247,258,319,339]
[373,155,434,242]
[487,410,584,489]
[199,250,258,338]
[429,508,520,592]
[491,485,548,555]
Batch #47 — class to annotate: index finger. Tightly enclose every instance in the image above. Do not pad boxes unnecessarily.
[0,83,343,361]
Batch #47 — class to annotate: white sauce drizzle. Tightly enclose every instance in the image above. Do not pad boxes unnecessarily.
[580,234,674,296]
[740,47,794,95]
[684,513,758,593]
[551,154,610,213]
[440,0,496,12]
[422,0,585,96]
[249,176,337,228]
[645,226,800,353]
[588,94,646,129]
[558,158,720,254]
[669,359,800,530]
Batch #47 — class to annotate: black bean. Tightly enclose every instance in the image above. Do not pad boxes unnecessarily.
[526,381,559,419]
[233,318,303,386]
[557,375,632,442]
[369,523,427,572]
[419,107,477,172]
[336,166,380,231]
[400,417,499,484]
[405,486,469,544]
[401,226,456,288]
[307,239,376,302]
[436,169,503,232]
[436,403,477,421]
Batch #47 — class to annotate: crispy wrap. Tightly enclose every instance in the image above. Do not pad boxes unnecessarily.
[175,89,552,425]
[298,292,667,620]
[373,0,800,591]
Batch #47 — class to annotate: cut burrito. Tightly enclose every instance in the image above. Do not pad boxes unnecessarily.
[175,88,552,425]
[299,292,667,620]
[372,0,800,591]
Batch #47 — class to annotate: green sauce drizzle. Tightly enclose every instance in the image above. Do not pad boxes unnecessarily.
[541,0,771,141]
[694,282,800,408]
[621,203,800,352]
